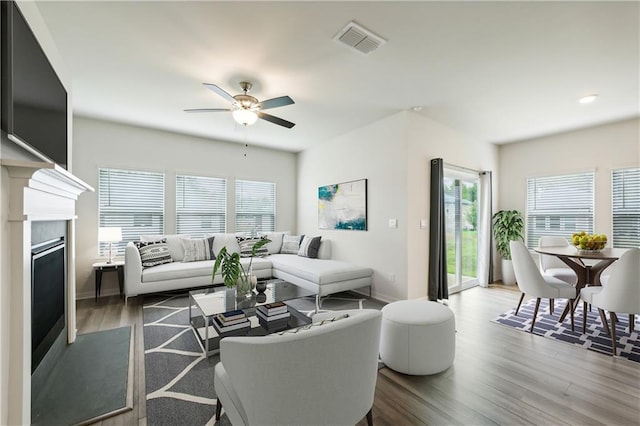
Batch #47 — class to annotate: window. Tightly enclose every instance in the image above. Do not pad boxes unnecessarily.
[176,174,227,236]
[612,167,640,248]
[235,179,276,234]
[98,168,165,254]
[526,172,594,247]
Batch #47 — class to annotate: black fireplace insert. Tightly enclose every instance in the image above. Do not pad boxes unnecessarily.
[31,237,65,373]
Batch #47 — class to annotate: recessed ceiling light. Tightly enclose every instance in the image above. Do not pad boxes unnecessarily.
[579,94,598,104]
[411,106,423,112]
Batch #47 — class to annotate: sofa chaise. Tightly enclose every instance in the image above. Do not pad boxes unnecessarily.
[124,232,373,309]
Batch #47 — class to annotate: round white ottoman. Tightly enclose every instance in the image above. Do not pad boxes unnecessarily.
[380,300,455,375]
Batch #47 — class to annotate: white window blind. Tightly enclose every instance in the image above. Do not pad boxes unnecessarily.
[526,172,594,247]
[235,179,276,234]
[612,167,640,248]
[98,168,165,254]
[176,174,227,236]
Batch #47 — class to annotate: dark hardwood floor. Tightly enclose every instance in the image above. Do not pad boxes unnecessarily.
[77,284,640,426]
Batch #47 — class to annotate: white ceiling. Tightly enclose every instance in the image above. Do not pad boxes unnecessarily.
[35,1,639,153]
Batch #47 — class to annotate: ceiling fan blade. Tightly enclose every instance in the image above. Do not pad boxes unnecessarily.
[258,96,295,110]
[203,83,237,105]
[184,108,232,113]
[257,112,296,129]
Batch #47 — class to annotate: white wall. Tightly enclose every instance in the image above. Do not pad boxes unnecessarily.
[406,113,499,298]
[72,116,297,299]
[297,111,499,301]
[498,118,640,240]
[297,112,409,302]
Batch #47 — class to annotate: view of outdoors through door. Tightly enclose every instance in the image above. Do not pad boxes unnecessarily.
[444,166,479,293]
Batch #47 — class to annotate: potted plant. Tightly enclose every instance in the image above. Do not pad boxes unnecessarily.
[492,210,524,285]
[212,238,270,296]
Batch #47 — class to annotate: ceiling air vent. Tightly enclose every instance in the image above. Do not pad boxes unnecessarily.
[334,21,386,55]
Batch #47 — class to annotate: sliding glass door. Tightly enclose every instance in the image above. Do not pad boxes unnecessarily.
[444,166,479,293]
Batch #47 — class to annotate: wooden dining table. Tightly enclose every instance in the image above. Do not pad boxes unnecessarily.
[533,246,628,324]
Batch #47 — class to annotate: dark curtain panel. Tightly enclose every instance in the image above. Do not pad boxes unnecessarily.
[478,171,494,286]
[428,158,448,301]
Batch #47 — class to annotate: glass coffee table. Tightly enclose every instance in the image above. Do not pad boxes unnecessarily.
[189,278,316,356]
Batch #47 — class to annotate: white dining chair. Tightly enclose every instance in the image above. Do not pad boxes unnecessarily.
[580,248,639,356]
[538,236,578,285]
[510,241,576,332]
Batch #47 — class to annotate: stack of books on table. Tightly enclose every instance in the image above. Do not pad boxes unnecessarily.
[256,301,291,331]
[212,309,251,335]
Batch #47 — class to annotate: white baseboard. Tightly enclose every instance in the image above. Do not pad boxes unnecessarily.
[76,288,121,300]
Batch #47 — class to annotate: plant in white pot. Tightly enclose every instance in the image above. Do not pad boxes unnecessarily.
[492,210,524,285]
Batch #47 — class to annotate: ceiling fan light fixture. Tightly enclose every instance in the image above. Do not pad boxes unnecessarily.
[187,82,295,128]
[233,108,258,126]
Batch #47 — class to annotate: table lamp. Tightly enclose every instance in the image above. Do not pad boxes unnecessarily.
[98,227,122,263]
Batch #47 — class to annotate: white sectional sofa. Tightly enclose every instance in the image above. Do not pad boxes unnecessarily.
[124,232,373,308]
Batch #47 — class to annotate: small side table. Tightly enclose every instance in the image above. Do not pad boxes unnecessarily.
[93,260,125,301]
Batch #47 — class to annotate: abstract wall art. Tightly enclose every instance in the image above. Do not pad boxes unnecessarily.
[318,179,367,231]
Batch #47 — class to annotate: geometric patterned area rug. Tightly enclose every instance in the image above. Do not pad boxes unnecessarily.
[143,291,383,425]
[143,293,225,426]
[493,297,639,364]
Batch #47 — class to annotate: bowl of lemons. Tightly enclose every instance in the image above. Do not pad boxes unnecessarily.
[571,231,607,252]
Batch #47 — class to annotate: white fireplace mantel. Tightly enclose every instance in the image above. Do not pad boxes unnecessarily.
[2,159,93,221]
[2,159,93,425]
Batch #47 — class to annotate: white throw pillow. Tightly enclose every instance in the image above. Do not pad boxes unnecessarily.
[181,236,216,262]
[258,232,286,254]
[280,235,303,254]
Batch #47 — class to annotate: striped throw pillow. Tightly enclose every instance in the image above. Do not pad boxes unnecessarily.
[298,236,322,258]
[237,237,269,258]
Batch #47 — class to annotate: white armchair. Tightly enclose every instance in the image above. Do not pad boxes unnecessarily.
[214,309,382,425]
[538,236,577,285]
[580,248,639,356]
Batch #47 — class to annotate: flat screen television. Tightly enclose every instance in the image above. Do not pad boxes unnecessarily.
[1,1,68,169]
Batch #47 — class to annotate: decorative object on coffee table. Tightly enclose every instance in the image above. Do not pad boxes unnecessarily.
[256,279,267,293]
[212,238,270,296]
[188,280,316,356]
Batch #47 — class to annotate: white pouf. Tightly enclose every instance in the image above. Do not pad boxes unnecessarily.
[380,300,455,375]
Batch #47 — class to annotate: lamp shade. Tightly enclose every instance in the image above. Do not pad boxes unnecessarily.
[232,108,258,126]
[98,227,122,243]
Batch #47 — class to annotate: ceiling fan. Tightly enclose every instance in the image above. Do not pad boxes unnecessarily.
[184,81,295,128]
